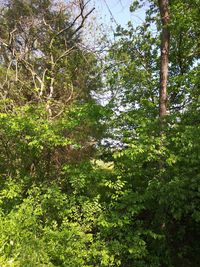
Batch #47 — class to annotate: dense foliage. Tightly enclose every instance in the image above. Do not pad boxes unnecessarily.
[0,0,199,266]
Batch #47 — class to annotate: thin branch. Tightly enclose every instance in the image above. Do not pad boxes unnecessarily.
[56,0,94,38]
[70,7,95,38]
[39,68,48,97]
[55,46,75,64]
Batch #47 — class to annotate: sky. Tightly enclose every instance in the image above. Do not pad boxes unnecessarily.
[92,0,146,28]
[79,0,147,49]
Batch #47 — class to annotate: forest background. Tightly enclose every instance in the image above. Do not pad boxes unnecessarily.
[0,0,200,266]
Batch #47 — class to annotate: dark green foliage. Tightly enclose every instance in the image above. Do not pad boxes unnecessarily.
[108,111,200,266]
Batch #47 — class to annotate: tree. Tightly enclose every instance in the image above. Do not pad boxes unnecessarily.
[0,0,103,167]
[100,0,200,266]
[0,0,96,115]
[0,1,109,266]
[158,0,170,118]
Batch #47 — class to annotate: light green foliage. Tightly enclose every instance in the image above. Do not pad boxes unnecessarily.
[0,105,108,266]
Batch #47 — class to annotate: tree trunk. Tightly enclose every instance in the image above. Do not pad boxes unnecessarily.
[158,0,170,118]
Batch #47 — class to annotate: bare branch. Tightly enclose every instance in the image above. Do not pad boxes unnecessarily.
[56,0,94,38]
[39,68,48,97]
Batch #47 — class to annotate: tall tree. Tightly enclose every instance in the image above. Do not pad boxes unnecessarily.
[158,0,170,118]
[100,1,200,266]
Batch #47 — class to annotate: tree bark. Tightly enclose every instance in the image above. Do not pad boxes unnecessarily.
[158,0,170,118]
